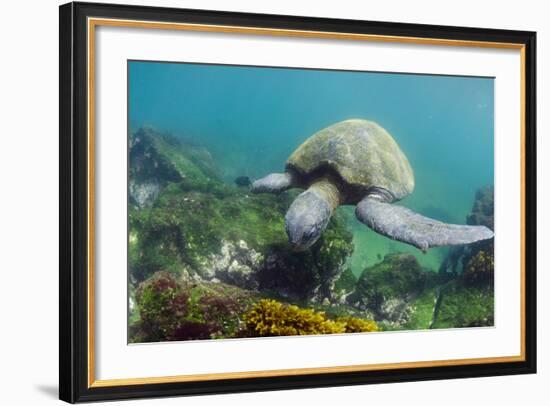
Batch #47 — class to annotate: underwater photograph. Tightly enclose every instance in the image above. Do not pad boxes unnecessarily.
[127,60,495,343]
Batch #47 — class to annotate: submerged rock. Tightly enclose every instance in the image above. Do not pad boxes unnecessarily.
[130,271,256,342]
[128,128,354,303]
[129,127,219,209]
[439,186,494,278]
[348,253,428,327]
[333,268,357,304]
[209,240,263,290]
[345,249,493,330]
[467,186,494,230]
[129,275,378,343]
[129,180,161,209]
[257,216,354,302]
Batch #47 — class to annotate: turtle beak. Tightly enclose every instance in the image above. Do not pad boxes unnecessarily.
[289,238,313,252]
[289,237,309,252]
[286,224,306,251]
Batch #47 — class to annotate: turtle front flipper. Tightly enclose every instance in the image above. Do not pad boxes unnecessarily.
[355,196,494,252]
[251,172,294,194]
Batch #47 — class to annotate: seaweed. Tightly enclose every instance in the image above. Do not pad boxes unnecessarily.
[240,299,378,337]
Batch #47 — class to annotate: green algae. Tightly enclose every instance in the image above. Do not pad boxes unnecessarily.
[403,287,439,330]
[431,280,494,329]
[354,253,427,306]
[334,268,357,295]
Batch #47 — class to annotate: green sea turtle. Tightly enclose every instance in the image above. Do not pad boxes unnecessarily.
[251,119,494,252]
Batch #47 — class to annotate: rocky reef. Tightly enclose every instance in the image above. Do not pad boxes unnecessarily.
[131,272,378,341]
[128,128,355,341]
[345,253,494,330]
[128,127,495,342]
[129,184,353,303]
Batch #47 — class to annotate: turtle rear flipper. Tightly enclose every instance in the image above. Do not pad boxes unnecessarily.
[355,197,494,252]
[251,172,294,194]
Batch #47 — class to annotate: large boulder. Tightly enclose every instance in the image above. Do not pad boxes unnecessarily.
[130,271,256,342]
[347,253,428,327]
[129,127,219,209]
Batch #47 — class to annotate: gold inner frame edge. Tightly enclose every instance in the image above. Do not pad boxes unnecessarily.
[87,17,527,388]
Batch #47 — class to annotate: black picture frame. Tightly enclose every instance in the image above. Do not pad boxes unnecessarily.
[59,1,537,403]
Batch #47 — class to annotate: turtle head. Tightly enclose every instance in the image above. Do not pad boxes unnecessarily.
[284,188,333,252]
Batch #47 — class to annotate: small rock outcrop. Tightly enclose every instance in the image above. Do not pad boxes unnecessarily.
[209,240,263,290]
[439,186,494,277]
[348,253,428,327]
[129,127,219,209]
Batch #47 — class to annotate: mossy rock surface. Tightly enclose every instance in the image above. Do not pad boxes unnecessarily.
[129,127,220,208]
[129,128,354,303]
[130,277,378,343]
[432,185,494,328]
[403,287,439,330]
[333,268,357,296]
[350,253,427,305]
[347,253,436,328]
[130,188,353,301]
[439,185,494,278]
[431,279,494,329]
[130,271,257,342]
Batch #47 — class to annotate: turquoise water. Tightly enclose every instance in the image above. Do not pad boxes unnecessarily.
[129,61,494,275]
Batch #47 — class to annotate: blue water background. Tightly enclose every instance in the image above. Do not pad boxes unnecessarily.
[129,61,494,274]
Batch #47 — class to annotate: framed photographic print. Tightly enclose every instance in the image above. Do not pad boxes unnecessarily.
[59,1,537,403]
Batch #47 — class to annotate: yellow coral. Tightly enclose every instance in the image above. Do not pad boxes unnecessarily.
[242,299,378,337]
[337,316,379,333]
